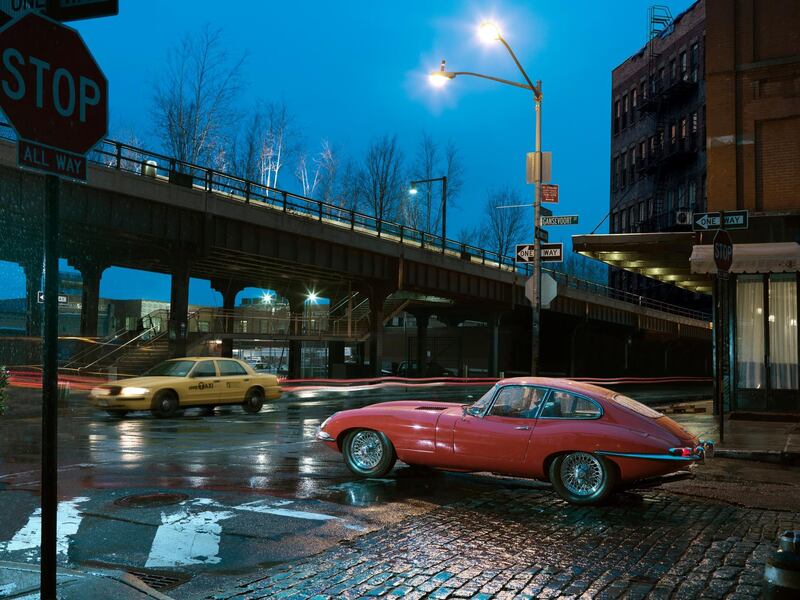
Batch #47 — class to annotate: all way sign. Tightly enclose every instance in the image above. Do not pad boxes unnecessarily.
[541,215,579,226]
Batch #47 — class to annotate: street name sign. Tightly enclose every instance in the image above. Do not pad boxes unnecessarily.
[535,227,549,243]
[540,243,563,262]
[541,183,559,203]
[0,13,108,181]
[541,214,579,226]
[37,291,67,304]
[692,210,749,231]
[713,229,733,273]
[516,243,535,263]
[46,0,118,21]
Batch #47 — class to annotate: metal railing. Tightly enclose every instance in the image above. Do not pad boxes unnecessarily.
[0,122,710,323]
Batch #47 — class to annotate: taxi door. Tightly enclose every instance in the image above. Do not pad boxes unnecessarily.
[185,360,221,405]
[215,359,249,402]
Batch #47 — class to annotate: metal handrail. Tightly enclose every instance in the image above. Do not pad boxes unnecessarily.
[0,122,710,323]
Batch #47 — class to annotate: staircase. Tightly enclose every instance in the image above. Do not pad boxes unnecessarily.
[113,333,170,377]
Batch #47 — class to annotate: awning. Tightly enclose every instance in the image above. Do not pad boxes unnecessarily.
[690,242,800,274]
[572,232,712,293]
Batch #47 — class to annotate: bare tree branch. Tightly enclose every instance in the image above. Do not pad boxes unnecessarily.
[482,187,526,258]
[358,134,404,228]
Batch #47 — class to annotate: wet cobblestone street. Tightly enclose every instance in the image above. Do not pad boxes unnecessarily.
[212,488,797,600]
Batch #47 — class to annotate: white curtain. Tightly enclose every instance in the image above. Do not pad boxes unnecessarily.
[736,277,765,389]
[769,276,798,390]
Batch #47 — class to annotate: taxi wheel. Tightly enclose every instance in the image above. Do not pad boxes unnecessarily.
[242,388,265,414]
[105,410,129,419]
[151,390,180,418]
[549,452,616,506]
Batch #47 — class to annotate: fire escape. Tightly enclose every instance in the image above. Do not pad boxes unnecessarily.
[637,5,700,233]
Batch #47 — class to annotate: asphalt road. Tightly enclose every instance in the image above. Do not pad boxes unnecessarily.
[0,384,796,599]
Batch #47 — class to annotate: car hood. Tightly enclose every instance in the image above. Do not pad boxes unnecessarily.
[361,400,460,412]
[99,376,183,389]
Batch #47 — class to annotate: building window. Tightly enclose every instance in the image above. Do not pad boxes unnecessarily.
[769,275,798,390]
[621,151,627,187]
[612,211,619,233]
[666,188,675,213]
[622,94,629,128]
[691,111,698,134]
[613,99,620,134]
[670,59,676,82]
[680,117,687,140]
[631,87,638,109]
[688,180,697,209]
[630,144,636,172]
[670,123,677,145]
[737,276,766,390]
[621,208,628,232]
[690,42,699,82]
[639,201,645,223]
[658,67,665,90]
[612,156,619,190]
[677,183,686,208]
[647,198,654,217]
[680,51,688,80]
[658,129,665,150]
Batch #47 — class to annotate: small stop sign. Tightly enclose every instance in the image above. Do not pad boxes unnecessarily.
[0,13,107,156]
[713,229,733,273]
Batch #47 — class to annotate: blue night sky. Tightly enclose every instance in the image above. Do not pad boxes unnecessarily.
[0,0,693,305]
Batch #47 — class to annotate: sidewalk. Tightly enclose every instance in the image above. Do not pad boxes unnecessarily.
[0,561,173,600]
[664,401,800,464]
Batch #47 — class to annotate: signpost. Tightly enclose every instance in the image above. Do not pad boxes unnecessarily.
[535,227,549,243]
[540,214,578,227]
[692,210,749,231]
[0,11,109,597]
[712,228,733,445]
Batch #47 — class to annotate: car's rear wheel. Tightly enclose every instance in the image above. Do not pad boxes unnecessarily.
[343,429,396,478]
[549,452,616,505]
[105,410,129,418]
[242,388,264,414]
[151,390,179,418]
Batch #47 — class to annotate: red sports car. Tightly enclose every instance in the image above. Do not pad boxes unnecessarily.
[316,377,713,505]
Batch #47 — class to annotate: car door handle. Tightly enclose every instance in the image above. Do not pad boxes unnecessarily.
[514,425,531,430]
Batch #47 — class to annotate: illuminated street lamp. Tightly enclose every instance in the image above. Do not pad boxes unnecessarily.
[306,291,319,304]
[429,21,545,375]
[408,177,448,243]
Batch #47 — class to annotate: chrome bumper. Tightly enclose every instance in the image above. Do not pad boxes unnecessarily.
[316,429,335,442]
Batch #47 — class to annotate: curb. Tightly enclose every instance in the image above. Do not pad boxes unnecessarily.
[713,449,800,466]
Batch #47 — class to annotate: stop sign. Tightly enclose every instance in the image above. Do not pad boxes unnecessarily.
[713,229,733,273]
[0,13,107,155]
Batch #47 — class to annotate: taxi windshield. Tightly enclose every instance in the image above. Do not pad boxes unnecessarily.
[143,360,195,377]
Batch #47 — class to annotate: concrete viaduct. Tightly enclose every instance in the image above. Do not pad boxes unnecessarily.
[0,130,711,378]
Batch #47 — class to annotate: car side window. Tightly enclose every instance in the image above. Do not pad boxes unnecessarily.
[192,361,217,378]
[489,386,546,419]
[540,390,602,419]
[217,360,247,376]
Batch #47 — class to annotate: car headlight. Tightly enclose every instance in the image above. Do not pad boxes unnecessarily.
[120,387,149,396]
[92,387,111,396]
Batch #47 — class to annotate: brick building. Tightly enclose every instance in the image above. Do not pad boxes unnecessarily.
[609,1,707,308]
[576,0,800,412]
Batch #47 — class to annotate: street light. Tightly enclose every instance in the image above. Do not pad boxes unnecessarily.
[429,24,545,376]
[409,177,448,244]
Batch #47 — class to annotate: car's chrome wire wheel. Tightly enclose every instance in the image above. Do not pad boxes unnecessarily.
[350,431,384,470]
[560,452,604,497]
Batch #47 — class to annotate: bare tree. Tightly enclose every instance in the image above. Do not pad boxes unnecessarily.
[230,111,265,182]
[553,252,608,284]
[482,187,526,258]
[359,134,404,227]
[295,139,338,199]
[335,158,361,214]
[152,25,246,167]
[260,101,295,189]
[409,134,464,235]
[456,225,483,248]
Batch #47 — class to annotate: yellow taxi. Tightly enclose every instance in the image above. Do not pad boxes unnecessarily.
[89,357,281,418]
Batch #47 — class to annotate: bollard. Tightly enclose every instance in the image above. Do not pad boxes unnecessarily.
[764,530,800,598]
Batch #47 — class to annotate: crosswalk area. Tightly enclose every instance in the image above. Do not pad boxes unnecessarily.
[0,491,362,573]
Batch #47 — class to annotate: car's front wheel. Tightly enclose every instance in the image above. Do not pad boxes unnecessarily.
[343,429,396,478]
[549,452,616,505]
[151,390,179,418]
[242,388,264,414]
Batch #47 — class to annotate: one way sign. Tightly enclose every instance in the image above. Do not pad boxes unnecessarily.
[692,210,749,231]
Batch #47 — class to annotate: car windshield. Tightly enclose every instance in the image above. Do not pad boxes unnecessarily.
[143,360,195,377]
[467,385,498,415]
[611,394,663,418]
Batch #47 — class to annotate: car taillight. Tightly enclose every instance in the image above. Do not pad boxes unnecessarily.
[669,447,693,457]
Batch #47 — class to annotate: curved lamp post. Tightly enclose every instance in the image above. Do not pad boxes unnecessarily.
[429,21,544,376]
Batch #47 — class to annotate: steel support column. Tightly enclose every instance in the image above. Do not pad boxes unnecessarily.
[76,262,105,338]
[488,312,500,377]
[168,259,191,358]
[211,279,246,358]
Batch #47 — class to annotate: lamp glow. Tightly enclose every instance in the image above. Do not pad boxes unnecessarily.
[307,292,319,304]
[262,292,273,304]
[409,186,419,195]
[428,72,449,88]
[478,21,501,43]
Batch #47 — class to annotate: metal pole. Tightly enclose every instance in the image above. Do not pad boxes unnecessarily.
[531,82,542,376]
[441,176,447,250]
[41,174,60,598]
